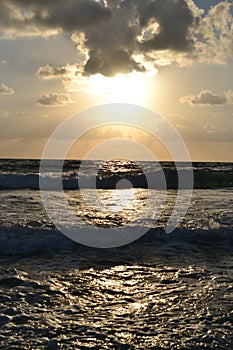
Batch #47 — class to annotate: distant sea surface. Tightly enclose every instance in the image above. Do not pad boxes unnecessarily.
[0,159,233,349]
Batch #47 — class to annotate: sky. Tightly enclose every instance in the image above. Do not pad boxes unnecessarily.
[0,0,233,161]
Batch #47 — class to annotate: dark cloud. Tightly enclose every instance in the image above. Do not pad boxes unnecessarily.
[1,1,232,77]
[137,0,196,52]
[180,89,233,106]
[81,0,199,76]
[0,0,200,76]
[0,0,111,32]
[84,49,145,76]
[36,93,72,107]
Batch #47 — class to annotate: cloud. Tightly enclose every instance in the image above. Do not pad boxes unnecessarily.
[36,93,72,107]
[0,83,15,94]
[192,2,233,65]
[137,0,197,52]
[76,0,201,76]
[36,64,70,80]
[0,0,200,76]
[35,63,83,92]
[35,64,79,80]
[1,1,233,77]
[180,89,233,106]
[0,0,111,37]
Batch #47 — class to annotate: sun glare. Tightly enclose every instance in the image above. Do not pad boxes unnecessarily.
[86,71,156,104]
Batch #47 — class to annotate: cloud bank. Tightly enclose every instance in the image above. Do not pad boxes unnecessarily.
[0,1,233,78]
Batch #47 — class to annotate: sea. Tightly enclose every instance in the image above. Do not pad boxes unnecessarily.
[0,159,233,349]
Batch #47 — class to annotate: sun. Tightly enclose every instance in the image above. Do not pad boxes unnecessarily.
[85,71,156,104]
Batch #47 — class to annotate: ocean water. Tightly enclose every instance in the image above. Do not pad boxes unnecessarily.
[0,159,233,349]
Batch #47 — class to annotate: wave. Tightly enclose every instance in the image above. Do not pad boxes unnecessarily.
[0,224,232,256]
[0,170,233,190]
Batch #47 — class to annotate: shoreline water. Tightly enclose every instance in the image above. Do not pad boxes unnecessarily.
[0,159,233,349]
[1,240,233,349]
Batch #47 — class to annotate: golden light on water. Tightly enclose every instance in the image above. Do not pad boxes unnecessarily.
[68,188,148,228]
